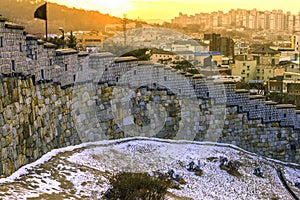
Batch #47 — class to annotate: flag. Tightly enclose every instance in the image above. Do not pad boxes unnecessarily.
[34,3,47,20]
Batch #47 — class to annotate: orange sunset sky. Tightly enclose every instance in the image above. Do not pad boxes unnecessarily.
[48,0,300,21]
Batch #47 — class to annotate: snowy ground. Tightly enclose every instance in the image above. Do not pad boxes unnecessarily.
[0,137,299,199]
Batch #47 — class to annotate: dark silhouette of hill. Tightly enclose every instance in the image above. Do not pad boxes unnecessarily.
[0,0,122,34]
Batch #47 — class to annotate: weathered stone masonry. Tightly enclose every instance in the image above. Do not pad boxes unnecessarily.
[0,75,80,177]
[97,67,300,164]
[0,17,300,177]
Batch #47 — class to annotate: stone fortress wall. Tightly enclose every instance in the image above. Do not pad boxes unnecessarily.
[0,17,299,177]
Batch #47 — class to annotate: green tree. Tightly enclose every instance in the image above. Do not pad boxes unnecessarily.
[172,60,193,71]
[48,37,63,48]
[67,31,77,49]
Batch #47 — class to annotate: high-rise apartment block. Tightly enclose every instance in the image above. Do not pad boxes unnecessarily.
[172,9,300,32]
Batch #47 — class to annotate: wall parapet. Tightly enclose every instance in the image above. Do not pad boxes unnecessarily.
[0,17,300,177]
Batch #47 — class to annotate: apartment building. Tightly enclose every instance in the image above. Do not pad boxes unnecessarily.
[268,72,300,93]
[231,60,257,82]
[204,33,234,58]
[171,8,300,33]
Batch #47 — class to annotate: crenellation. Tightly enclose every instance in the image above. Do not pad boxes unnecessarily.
[275,104,297,127]
[295,111,300,129]
[224,81,237,107]
[0,20,26,75]
[0,17,300,177]
[248,95,265,120]
[193,76,209,99]
[263,101,280,123]
[211,81,227,105]
[232,89,250,113]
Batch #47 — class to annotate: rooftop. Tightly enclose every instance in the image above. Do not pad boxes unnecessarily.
[195,51,223,56]
[173,39,203,46]
[173,51,194,54]
[4,22,24,30]
[151,48,174,55]
[276,104,296,109]
[115,56,138,63]
[26,34,38,41]
[251,45,279,55]
[89,52,114,58]
[56,49,78,56]
[44,42,56,49]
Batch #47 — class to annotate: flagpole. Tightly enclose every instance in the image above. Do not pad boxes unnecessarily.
[45,2,48,41]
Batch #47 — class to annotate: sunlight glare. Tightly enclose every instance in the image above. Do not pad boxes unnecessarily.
[90,0,132,16]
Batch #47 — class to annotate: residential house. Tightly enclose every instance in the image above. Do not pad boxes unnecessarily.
[250,45,280,66]
[194,51,223,67]
[75,31,107,51]
[268,72,300,93]
[231,60,257,82]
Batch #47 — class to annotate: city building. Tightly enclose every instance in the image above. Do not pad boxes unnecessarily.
[171,39,209,52]
[255,66,274,82]
[250,45,280,66]
[268,72,300,93]
[204,33,234,58]
[150,51,179,66]
[75,31,107,51]
[171,8,300,33]
[231,60,257,82]
[277,60,300,73]
[194,51,223,67]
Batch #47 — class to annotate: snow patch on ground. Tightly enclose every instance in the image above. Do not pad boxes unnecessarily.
[0,137,299,199]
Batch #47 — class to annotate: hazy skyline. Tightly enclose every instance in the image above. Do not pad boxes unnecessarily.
[47,0,300,21]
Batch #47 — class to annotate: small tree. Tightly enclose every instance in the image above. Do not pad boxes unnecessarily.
[105,172,171,200]
[67,31,77,49]
[48,37,64,49]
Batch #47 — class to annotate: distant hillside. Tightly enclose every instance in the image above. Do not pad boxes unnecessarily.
[0,0,122,34]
